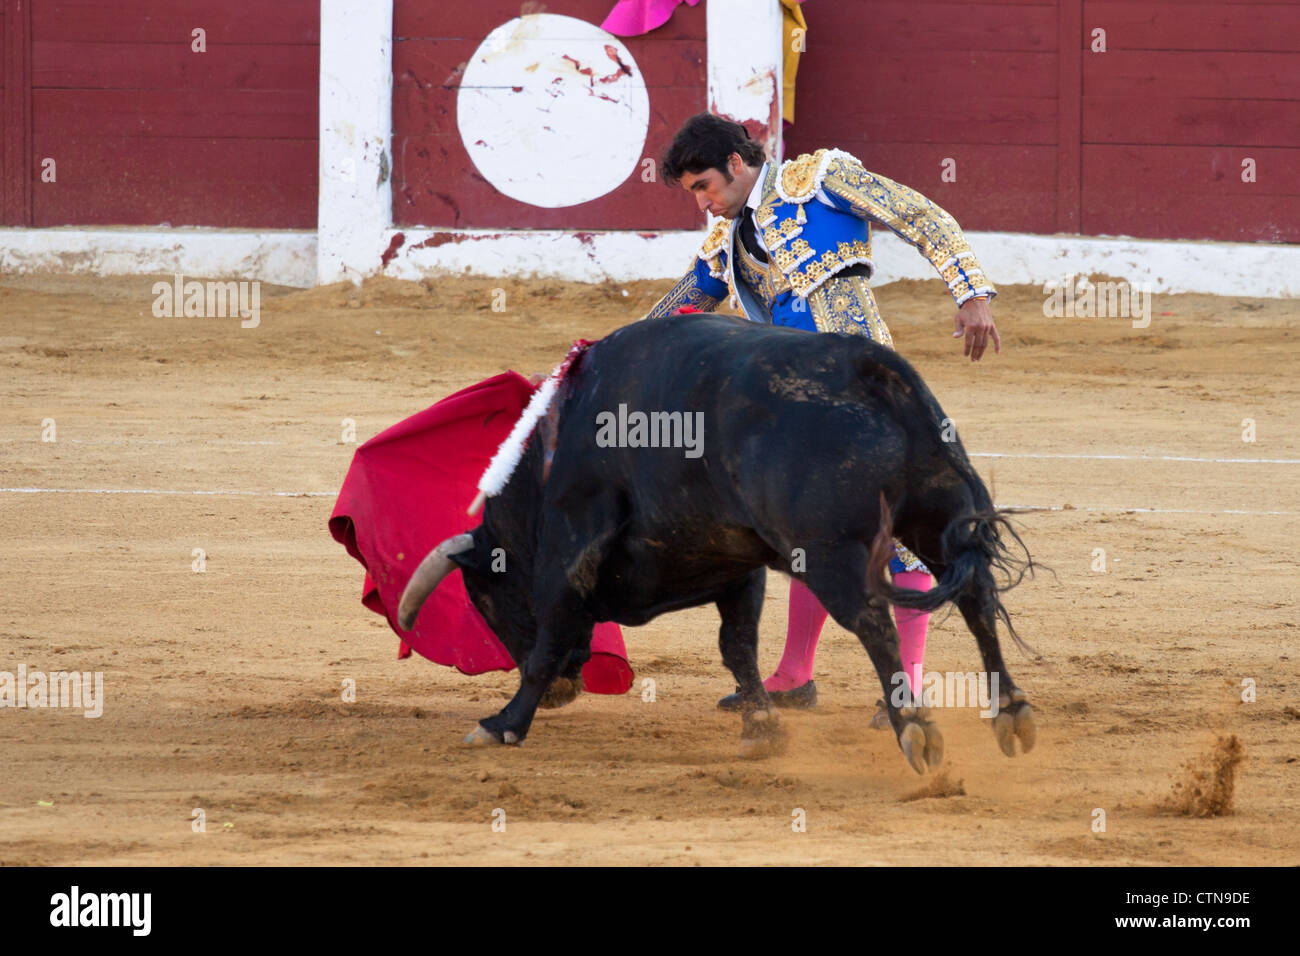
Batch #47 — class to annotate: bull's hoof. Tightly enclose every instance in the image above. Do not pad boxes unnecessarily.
[991,688,1036,757]
[463,724,519,747]
[538,676,583,710]
[898,707,944,775]
[739,709,788,759]
[868,698,891,731]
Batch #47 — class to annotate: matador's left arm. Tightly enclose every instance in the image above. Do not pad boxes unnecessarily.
[641,261,726,319]
[815,152,997,307]
[641,218,731,320]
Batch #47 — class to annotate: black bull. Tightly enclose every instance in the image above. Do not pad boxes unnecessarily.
[399,313,1036,773]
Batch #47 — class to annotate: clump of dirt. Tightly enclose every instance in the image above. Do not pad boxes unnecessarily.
[899,769,966,802]
[1163,735,1246,817]
[705,769,796,791]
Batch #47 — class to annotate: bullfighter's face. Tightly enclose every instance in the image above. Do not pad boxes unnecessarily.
[679,152,760,220]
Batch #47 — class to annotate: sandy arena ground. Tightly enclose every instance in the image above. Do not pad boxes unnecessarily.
[0,272,1297,865]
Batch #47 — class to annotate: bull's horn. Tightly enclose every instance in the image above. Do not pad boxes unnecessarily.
[397,533,474,631]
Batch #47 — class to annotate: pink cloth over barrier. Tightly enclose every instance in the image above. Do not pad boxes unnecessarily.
[601,0,701,37]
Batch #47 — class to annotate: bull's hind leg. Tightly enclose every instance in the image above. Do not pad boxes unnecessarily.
[716,568,786,758]
[956,587,1036,757]
[803,543,943,774]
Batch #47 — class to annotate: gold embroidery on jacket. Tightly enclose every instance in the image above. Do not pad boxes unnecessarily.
[698,217,731,279]
[807,272,889,342]
[819,155,997,305]
[644,267,723,318]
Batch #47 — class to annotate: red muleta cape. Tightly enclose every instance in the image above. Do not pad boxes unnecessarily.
[328,371,633,694]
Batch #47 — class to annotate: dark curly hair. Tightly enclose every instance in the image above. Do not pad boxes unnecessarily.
[660,113,766,186]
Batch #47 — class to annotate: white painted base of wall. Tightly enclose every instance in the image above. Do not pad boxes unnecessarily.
[382,228,702,285]
[871,231,1300,299]
[387,227,1300,299]
[1,226,1296,299]
[0,228,317,288]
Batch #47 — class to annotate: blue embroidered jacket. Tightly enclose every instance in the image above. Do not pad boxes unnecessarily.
[646,148,996,340]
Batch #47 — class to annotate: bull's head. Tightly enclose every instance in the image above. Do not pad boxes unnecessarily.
[397,522,538,670]
[396,532,475,631]
[398,395,559,673]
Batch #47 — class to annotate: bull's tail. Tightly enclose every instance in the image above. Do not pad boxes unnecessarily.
[855,348,1037,655]
[867,494,1035,652]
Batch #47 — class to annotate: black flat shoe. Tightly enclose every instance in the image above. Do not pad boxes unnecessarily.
[717,680,817,712]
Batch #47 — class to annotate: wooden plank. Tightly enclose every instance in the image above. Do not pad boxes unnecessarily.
[787,94,1057,146]
[1143,0,1300,4]
[32,41,318,90]
[872,0,1057,3]
[857,143,1058,234]
[1083,95,1300,147]
[32,89,318,139]
[394,36,704,92]
[29,135,317,186]
[1082,144,1300,241]
[1084,51,1300,99]
[792,2,1057,51]
[3,0,31,226]
[31,0,319,44]
[394,82,700,139]
[0,9,4,200]
[391,5,708,231]
[1083,144,1300,195]
[776,138,1059,233]
[1059,0,1083,231]
[395,0,707,40]
[1083,2,1300,52]
[1083,191,1299,242]
[791,49,1059,100]
[33,179,318,228]
[393,37,479,91]
[789,51,1058,147]
[392,133,702,230]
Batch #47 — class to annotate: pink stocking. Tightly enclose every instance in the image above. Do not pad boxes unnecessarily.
[765,578,829,691]
[892,570,932,694]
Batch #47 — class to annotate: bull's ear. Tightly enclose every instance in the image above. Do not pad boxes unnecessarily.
[448,527,498,576]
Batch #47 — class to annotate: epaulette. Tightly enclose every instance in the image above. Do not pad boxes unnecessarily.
[776,148,861,204]
[698,216,731,278]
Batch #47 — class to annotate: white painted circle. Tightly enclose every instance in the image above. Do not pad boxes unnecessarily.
[456,14,650,208]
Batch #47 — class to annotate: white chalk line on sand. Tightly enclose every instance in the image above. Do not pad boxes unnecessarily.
[0,488,335,497]
[998,503,1299,517]
[970,452,1300,465]
[1,438,1297,464]
[0,438,284,446]
[0,487,1295,516]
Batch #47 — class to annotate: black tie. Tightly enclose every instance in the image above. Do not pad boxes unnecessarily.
[738,206,768,264]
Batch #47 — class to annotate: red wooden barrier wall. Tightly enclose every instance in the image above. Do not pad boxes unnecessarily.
[787,0,1062,235]
[786,0,1299,243]
[392,0,707,230]
[3,1,1294,242]
[1079,0,1299,242]
[2,0,319,228]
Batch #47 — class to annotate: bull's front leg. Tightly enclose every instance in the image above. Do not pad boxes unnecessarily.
[466,584,593,747]
[717,569,786,758]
